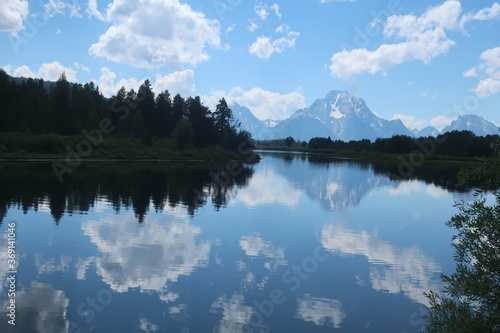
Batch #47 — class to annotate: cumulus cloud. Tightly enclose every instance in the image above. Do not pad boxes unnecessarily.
[330,0,462,79]
[249,25,299,59]
[430,114,454,131]
[89,0,221,69]
[464,46,500,97]
[392,113,427,130]
[153,69,195,96]
[95,67,195,97]
[202,86,306,120]
[0,0,29,34]
[4,61,78,81]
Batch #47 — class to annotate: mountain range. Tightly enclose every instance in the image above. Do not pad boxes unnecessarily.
[232,90,499,141]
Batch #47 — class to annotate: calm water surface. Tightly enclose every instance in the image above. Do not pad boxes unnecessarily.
[0,152,474,332]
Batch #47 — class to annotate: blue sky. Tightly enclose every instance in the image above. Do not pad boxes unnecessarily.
[1,0,499,130]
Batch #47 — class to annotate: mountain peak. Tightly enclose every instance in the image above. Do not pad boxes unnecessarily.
[442,114,498,136]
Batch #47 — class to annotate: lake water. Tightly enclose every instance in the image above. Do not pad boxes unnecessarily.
[0,152,474,332]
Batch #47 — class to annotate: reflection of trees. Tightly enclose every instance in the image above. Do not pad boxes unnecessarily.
[0,162,254,223]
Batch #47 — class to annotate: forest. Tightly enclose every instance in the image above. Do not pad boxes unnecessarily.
[257,130,499,158]
[0,70,253,158]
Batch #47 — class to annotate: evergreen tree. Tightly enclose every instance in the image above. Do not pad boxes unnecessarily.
[156,90,172,138]
[171,94,185,135]
[137,79,158,136]
[51,72,80,134]
[213,98,239,147]
[186,96,216,147]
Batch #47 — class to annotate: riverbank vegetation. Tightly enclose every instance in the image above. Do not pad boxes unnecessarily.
[256,130,499,162]
[423,139,500,332]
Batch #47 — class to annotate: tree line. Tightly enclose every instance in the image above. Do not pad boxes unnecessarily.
[258,130,499,158]
[0,70,252,152]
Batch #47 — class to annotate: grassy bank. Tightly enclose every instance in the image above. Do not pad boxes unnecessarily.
[0,132,258,161]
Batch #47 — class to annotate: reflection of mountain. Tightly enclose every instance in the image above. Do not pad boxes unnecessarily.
[321,224,442,305]
[0,162,254,223]
[259,152,470,211]
[82,214,211,293]
[0,282,69,333]
[295,294,346,328]
[260,153,391,211]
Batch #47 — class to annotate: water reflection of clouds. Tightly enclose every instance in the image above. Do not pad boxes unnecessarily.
[239,233,288,270]
[210,293,256,333]
[0,282,69,333]
[0,236,15,287]
[321,224,442,305]
[233,168,302,209]
[295,294,346,328]
[81,214,211,293]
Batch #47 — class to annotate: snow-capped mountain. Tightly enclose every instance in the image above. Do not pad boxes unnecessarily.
[415,126,440,137]
[232,91,499,141]
[278,90,413,141]
[441,114,498,136]
[230,103,274,140]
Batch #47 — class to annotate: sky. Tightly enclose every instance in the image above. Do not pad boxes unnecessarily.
[1,0,500,130]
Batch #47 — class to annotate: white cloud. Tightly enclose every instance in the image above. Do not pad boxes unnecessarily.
[152,69,195,96]
[95,67,194,97]
[249,27,299,59]
[472,78,500,97]
[44,0,82,19]
[465,46,500,97]
[0,0,28,34]
[461,2,500,25]
[4,61,77,81]
[89,0,221,69]
[247,19,259,32]
[255,2,269,20]
[10,64,36,78]
[73,62,90,72]
[202,86,306,120]
[95,67,141,97]
[270,4,281,18]
[430,114,454,131]
[392,113,427,130]
[462,67,477,77]
[86,0,105,20]
[39,61,78,81]
[330,0,462,79]
[254,2,281,21]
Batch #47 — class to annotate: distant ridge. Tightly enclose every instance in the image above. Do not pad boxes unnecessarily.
[234,90,499,141]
